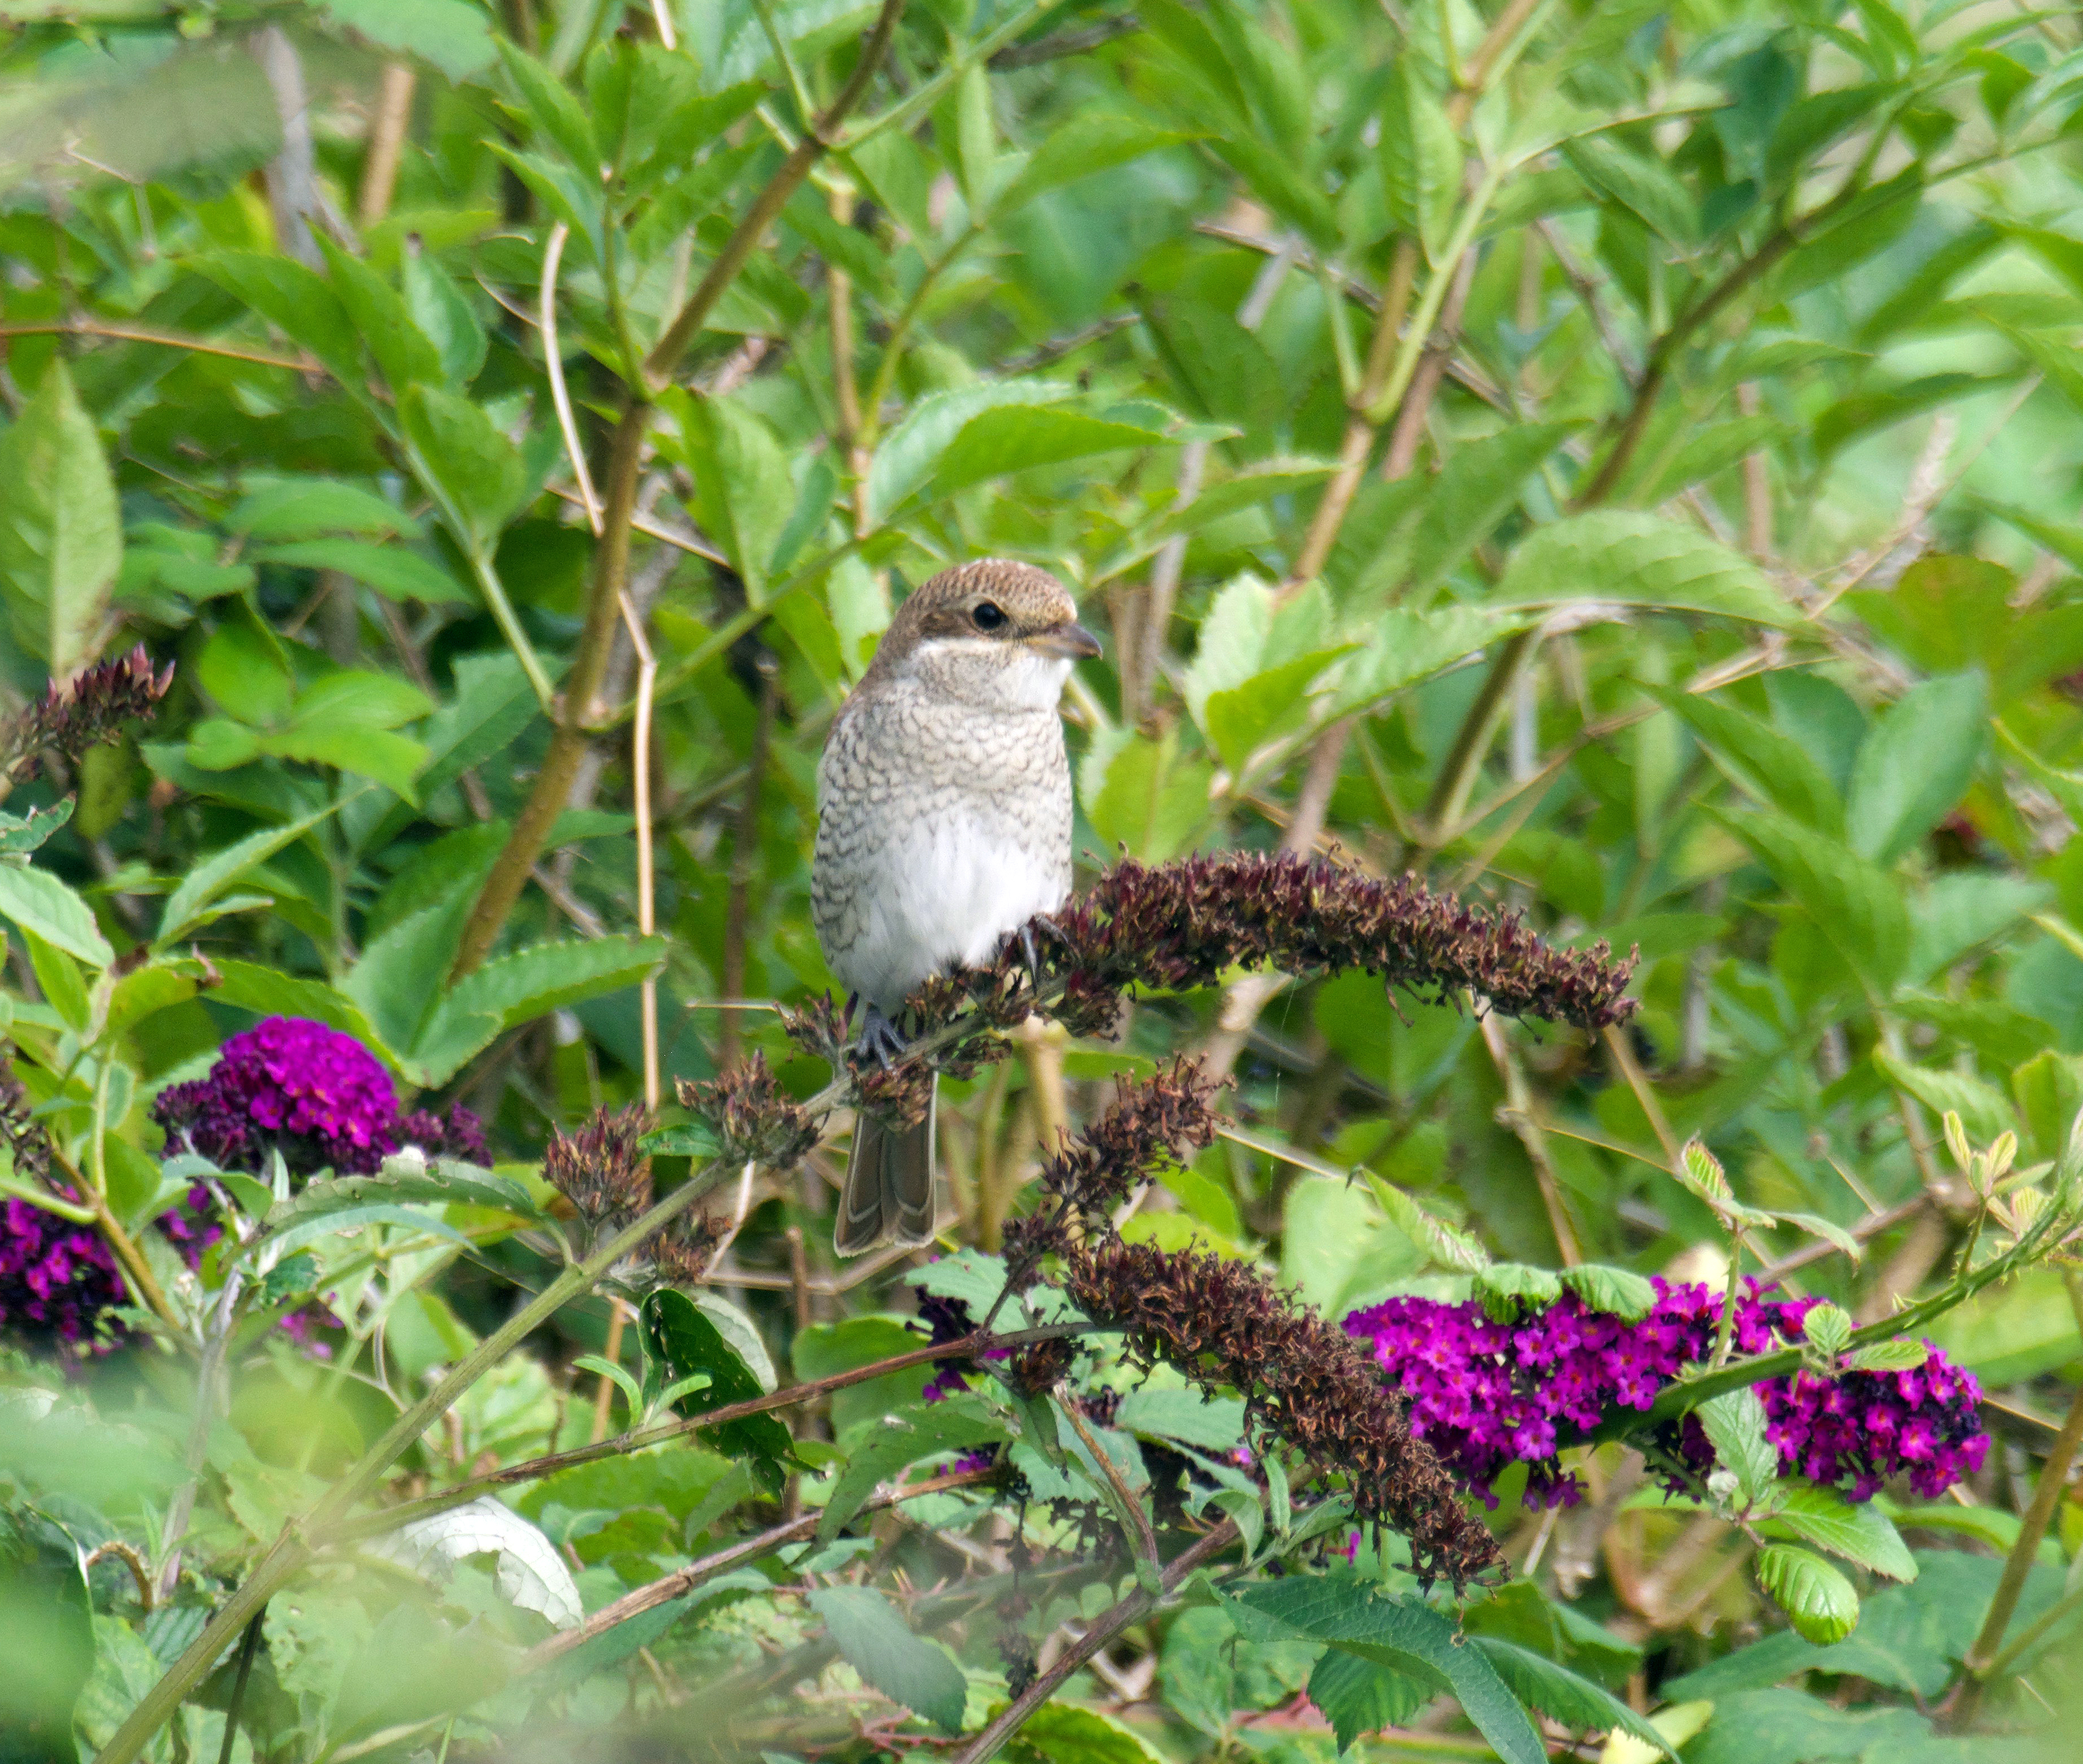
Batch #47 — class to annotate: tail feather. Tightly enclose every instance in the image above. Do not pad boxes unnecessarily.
[835,1075,938,1254]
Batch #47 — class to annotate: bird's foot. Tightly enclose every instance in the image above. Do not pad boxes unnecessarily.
[854,1002,908,1071]
[1017,915,1071,995]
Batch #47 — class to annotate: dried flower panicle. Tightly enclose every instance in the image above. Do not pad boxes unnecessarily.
[1062,1236,1504,1589]
[2,646,174,781]
[395,1104,489,1166]
[1346,1281,1989,1509]
[1025,852,1638,1037]
[1035,1057,1221,1225]
[677,1053,818,1169]
[542,1103,652,1233]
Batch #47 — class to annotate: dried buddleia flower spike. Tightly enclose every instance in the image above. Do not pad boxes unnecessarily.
[542,1104,652,1237]
[2,645,174,782]
[676,1053,818,1169]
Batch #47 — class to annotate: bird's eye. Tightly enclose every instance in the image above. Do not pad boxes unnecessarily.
[972,601,1007,632]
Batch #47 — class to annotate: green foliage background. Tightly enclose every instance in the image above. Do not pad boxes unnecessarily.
[2,0,2083,1760]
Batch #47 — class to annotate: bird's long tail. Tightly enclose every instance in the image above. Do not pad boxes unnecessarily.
[835,1074,938,1254]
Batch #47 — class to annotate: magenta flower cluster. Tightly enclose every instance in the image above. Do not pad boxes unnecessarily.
[0,1196,127,1351]
[1344,1278,1987,1509]
[153,1017,486,1180]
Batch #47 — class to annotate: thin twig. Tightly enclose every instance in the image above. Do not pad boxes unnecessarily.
[619,589,660,1103]
[544,222,603,536]
[0,319,311,373]
[721,655,780,1071]
[1480,1012,1582,1266]
[951,1519,1242,1764]
[523,1466,994,1668]
[357,63,416,226]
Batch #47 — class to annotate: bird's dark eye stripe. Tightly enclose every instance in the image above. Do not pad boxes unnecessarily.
[972,601,1007,630]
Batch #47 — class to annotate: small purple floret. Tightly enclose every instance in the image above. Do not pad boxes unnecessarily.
[0,1195,127,1351]
[1344,1278,1987,1508]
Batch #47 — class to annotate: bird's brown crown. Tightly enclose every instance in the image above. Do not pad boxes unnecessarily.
[876,559,1080,656]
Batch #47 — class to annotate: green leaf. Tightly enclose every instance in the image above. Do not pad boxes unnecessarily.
[319,236,445,400]
[1844,1338,1931,1374]
[0,360,119,678]
[253,539,471,605]
[1846,671,1989,865]
[1566,133,1698,244]
[1363,1172,1491,1273]
[1557,1263,1658,1321]
[228,477,422,541]
[639,1122,724,1159]
[1652,686,1844,836]
[1115,1386,1247,1456]
[790,1315,935,1439]
[417,936,664,1082]
[261,1202,474,1260]
[1470,1639,1676,1758]
[1230,1579,1545,1764]
[400,384,529,553]
[1754,1544,1860,1645]
[0,799,73,860]
[806,1586,967,1732]
[1698,1387,1779,1506]
[1714,805,1909,991]
[1872,1047,2014,1144]
[925,404,1186,508]
[1307,1648,1429,1753]
[818,1400,1005,1544]
[667,390,795,601]
[267,1159,540,1229]
[998,115,1194,214]
[1760,1483,1918,1582]
[640,1287,792,1486]
[1494,511,1796,625]
[1379,59,1462,262]
[864,381,1074,522]
[320,0,496,79]
[401,252,489,385]
[1473,1262,1563,1321]
[191,252,365,389]
[0,862,112,970]
[1001,1697,1168,1764]
[156,802,340,947]
[1329,604,1533,718]
[496,36,601,178]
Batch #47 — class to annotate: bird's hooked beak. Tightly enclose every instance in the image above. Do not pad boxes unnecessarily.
[1026,620,1103,661]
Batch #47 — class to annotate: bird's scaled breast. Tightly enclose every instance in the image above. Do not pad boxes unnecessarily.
[813,695,1071,1009]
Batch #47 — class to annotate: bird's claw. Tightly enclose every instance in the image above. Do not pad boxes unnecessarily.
[854,1002,907,1071]
[1018,915,1070,995]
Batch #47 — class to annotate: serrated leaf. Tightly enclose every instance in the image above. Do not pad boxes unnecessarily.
[0,360,119,680]
[1307,1648,1429,1753]
[1761,1483,1918,1581]
[1474,1262,1563,1321]
[904,1247,1012,1313]
[1363,1172,1491,1272]
[1846,671,1989,866]
[866,381,1075,523]
[1495,511,1795,625]
[818,1401,1006,1544]
[1698,1387,1778,1507]
[1652,686,1845,836]
[1714,805,1910,991]
[1115,1386,1247,1455]
[1230,1579,1545,1764]
[266,1158,539,1228]
[369,1494,580,1629]
[0,863,111,969]
[1802,1302,1853,1359]
[807,1586,966,1731]
[157,802,341,948]
[1754,1543,1860,1644]
[414,936,665,1084]
[1558,1263,1658,1321]
[1873,1047,2014,1144]
[1470,1639,1677,1758]
[1846,1338,1932,1374]
[1379,59,1462,261]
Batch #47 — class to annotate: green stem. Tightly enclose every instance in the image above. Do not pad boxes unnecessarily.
[467,549,556,712]
[1710,1229,1746,1369]
[1361,157,1506,426]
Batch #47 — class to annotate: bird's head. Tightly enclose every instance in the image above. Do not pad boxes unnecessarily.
[868,558,1101,709]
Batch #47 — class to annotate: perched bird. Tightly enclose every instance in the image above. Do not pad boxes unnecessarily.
[813,559,1100,1254]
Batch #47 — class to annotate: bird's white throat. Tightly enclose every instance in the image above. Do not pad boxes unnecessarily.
[905,637,1074,710]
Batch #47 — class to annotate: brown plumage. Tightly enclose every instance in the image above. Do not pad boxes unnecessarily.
[813,559,1099,1254]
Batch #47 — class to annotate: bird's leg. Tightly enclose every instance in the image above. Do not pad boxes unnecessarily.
[1018,914,1072,994]
[855,1002,908,1071]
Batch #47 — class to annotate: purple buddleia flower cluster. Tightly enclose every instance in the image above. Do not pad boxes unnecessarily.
[914,1287,1010,1401]
[0,1196,128,1351]
[153,1017,484,1181]
[1345,1278,1987,1509]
